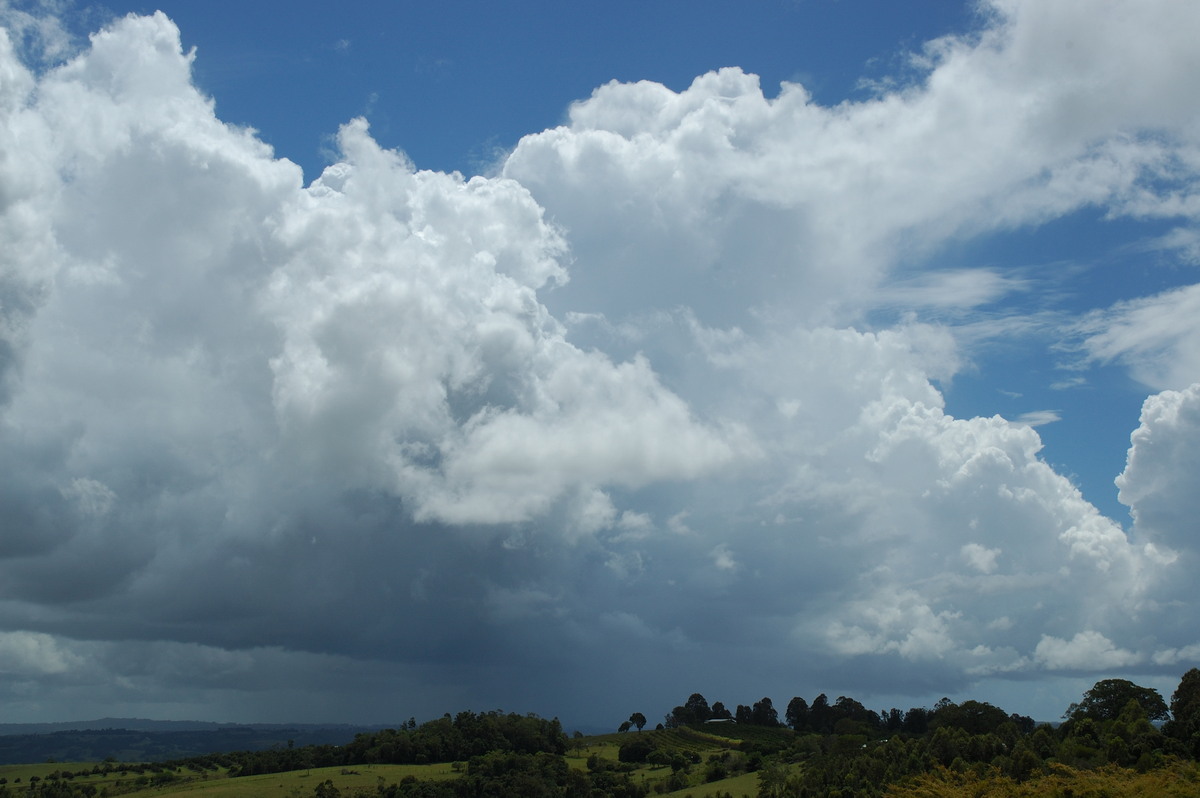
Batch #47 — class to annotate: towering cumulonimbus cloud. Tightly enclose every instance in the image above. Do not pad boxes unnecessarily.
[0,0,1199,724]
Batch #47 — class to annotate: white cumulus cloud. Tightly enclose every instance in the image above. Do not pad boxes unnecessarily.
[1,0,1200,724]
[1035,631,1142,671]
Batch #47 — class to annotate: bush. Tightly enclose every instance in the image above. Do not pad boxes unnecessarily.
[705,761,727,782]
[618,737,656,763]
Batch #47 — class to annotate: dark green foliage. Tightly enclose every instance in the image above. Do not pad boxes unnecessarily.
[351,711,564,765]
[1167,667,1200,757]
[809,693,832,734]
[1064,678,1169,723]
[785,696,809,731]
[929,699,1010,735]
[313,779,340,798]
[1057,698,1169,772]
[660,769,689,792]
[457,751,569,798]
[617,736,655,763]
[831,696,881,734]
[1028,725,1058,759]
[217,710,567,779]
[901,706,930,735]
[376,751,598,798]
[377,776,456,798]
[750,697,780,727]
[1009,712,1037,735]
[583,756,648,798]
[692,719,793,754]
[1005,742,1043,781]
[664,693,711,728]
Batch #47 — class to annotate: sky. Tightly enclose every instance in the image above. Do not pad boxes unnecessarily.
[1,0,1200,730]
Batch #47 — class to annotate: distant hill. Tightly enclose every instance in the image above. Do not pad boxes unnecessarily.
[0,718,371,735]
[0,720,384,765]
[0,719,218,735]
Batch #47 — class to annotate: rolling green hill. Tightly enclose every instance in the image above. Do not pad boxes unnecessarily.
[4,674,1200,797]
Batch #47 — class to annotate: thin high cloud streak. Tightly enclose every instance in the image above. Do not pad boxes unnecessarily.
[0,1,1199,724]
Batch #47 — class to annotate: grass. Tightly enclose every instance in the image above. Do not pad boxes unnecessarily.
[118,763,458,798]
[0,761,458,798]
[0,727,794,798]
[0,761,104,780]
[660,769,762,798]
[0,761,165,793]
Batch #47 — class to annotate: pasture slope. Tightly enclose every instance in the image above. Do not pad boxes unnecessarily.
[0,725,793,798]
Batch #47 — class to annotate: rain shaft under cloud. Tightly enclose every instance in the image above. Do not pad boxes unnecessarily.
[2,0,1200,724]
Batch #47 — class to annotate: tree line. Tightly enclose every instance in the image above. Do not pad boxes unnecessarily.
[612,669,1200,796]
[4,670,1200,797]
[651,690,1037,736]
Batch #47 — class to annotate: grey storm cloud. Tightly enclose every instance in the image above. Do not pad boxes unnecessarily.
[1,0,1200,725]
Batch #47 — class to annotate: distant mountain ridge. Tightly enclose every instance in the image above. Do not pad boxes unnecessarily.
[0,720,386,765]
[0,718,373,735]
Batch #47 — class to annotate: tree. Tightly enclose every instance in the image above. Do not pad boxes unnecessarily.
[684,693,711,722]
[750,697,780,726]
[785,696,810,732]
[617,737,654,763]
[710,701,733,720]
[1173,669,1200,722]
[617,721,632,733]
[931,700,1010,735]
[902,707,930,735]
[1065,679,1169,723]
[1009,712,1036,735]
[1167,668,1200,755]
[665,692,712,727]
[809,693,831,734]
[830,696,879,732]
[314,780,341,798]
[758,763,791,798]
[628,712,646,732]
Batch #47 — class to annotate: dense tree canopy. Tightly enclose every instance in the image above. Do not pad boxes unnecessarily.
[750,697,780,727]
[784,697,809,731]
[929,700,1011,736]
[1065,679,1169,723]
[664,693,712,727]
[1168,667,1200,756]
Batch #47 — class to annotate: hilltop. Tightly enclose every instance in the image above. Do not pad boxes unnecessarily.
[0,672,1198,796]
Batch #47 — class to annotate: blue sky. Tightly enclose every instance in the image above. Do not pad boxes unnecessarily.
[2,0,1200,729]
[155,1,978,179]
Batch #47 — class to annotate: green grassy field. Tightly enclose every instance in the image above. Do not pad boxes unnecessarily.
[0,761,164,794]
[562,727,795,797]
[0,761,104,780]
[660,769,761,798]
[114,763,457,798]
[0,727,796,798]
[0,761,459,798]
